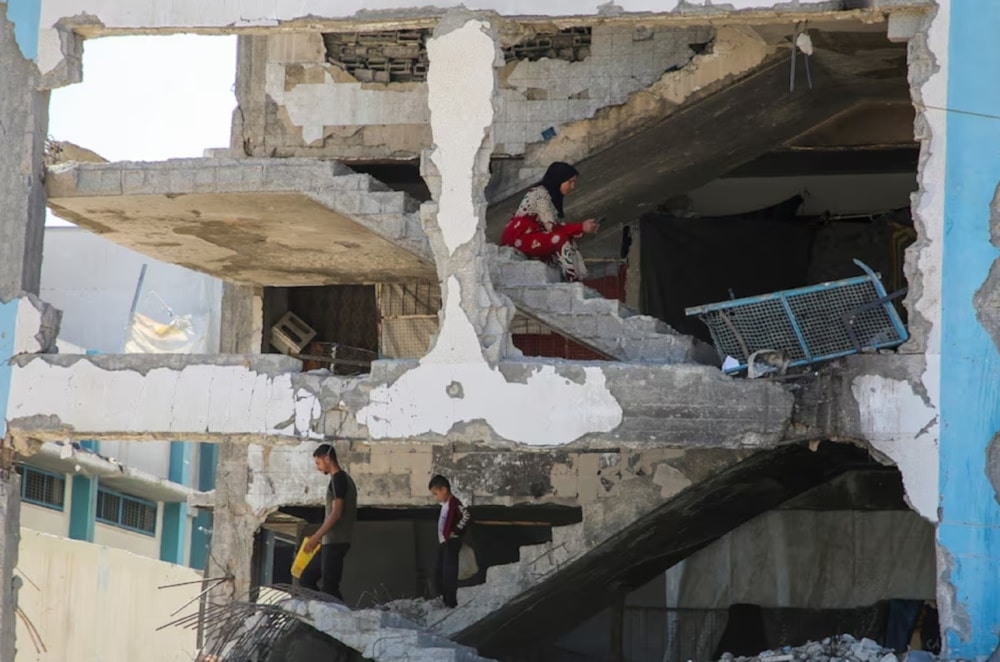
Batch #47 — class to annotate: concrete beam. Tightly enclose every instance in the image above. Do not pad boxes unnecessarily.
[5,354,794,449]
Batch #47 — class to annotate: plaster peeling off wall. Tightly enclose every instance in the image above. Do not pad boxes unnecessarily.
[265,62,430,145]
[263,25,707,157]
[851,374,938,522]
[6,357,322,441]
[358,276,623,445]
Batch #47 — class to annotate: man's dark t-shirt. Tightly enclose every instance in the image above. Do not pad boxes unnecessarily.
[323,471,357,545]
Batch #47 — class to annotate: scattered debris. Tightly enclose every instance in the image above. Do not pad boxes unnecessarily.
[719,634,940,662]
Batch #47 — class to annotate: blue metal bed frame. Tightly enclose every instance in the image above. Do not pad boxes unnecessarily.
[685,259,908,375]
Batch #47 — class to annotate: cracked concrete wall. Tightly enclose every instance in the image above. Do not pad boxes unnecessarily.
[5,354,324,443]
[350,12,623,446]
[0,3,51,658]
[793,355,938,523]
[239,24,710,160]
[6,354,793,448]
[244,440,734,513]
[499,24,772,197]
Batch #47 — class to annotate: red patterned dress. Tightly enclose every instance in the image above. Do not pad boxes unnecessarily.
[499,186,588,281]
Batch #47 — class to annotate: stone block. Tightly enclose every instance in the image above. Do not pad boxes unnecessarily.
[263,162,313,190]
[191,165,218,193]
[237,164,266,191]
[549,473,578,498]
[77,166,123,196]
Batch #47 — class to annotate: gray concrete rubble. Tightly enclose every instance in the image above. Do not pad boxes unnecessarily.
[719,634,929,662]
[285,601,497,662]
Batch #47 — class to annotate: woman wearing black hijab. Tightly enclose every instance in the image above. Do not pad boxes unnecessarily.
[499,162,598,282]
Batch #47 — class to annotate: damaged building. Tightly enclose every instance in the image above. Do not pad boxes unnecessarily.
[2,0,999,660]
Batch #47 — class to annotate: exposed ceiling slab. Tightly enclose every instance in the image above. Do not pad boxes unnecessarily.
[45,159,435,286]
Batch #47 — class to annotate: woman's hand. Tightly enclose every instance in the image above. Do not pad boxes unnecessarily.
[581,219,600,235]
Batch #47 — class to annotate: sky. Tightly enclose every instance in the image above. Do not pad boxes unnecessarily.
[47,35,238,225]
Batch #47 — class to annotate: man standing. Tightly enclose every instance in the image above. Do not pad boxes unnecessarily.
[301,443,357,601]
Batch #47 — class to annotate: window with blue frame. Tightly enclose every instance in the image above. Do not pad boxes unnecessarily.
[96,486,157,536]
[18,466,66,510]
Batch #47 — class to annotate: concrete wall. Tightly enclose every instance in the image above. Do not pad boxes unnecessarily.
[248,24,708,159]
[93,516,162,559]
[666,509,935,609]
[15,529,202,662]
[27,0,905,82]
[19,503,68,538]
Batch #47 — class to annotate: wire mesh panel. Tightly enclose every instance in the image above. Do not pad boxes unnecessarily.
[686,260,907,374]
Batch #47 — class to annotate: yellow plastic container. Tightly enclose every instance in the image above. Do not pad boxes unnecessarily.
[291,540,319,579]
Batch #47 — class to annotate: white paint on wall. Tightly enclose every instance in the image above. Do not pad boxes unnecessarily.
[427,20,495,255]
[15,529,202,662]
[265,64,429,144]
[358,276,623,444]
[911,2,948,366]
[7,359,320,440]
[37,0,847,80]
[851,373,939,522]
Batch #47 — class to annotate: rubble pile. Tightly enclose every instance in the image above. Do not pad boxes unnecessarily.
[720,635,904,662]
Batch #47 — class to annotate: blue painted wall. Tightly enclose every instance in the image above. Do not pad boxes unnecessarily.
[189,442,217,571]
[160,441,192,564]
[4,0,41,61]
[0,300,17,439]
[68,473,96,542]
[939,3,1000,658]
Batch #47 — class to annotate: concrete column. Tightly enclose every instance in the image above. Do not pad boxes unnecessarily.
[420,11,515,364]
[203,283,264,640]
[0,4,50,661]
[204,439,260,607]
[219,282,263,354]
[934,2,1000,658]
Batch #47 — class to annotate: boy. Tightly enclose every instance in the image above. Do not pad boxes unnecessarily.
[428,474,471,608]
[301,443,357,600]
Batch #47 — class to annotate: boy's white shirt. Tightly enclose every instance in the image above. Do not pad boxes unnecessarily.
[438,499,451,543]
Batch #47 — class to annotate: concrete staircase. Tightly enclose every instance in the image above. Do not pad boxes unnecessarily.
[285,600,498,662]
[488,246,717,363]
[305,159,716,364]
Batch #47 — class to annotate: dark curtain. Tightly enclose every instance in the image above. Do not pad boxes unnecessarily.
[639,196,814,342]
